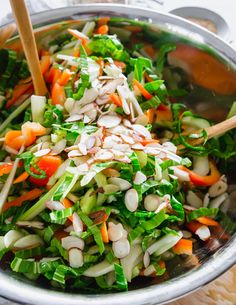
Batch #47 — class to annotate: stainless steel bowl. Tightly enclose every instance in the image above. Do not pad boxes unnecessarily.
[0,4,236,305]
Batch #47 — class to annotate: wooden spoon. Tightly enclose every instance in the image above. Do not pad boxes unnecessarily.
[178,115,236,151]
[9,0,47,96]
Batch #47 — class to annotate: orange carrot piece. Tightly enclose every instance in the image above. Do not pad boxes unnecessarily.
[144,44,156,59]
[133,79,153,100]
[0,162,17,176]
[40,54,51,75]
[22,122,46,137]
[97,25,109,35]
[73,48,80,57]
[156,108,173,122]
[6,83,33,108]
[46,66,62,84]
[109,93,122,107]
[197,216,219,227]
[13,171,29,184]
[4,130,26,150]
[62,198,74,222]
[97,16,110,27]
[5,122,46,150]
[186,220,203,233]
[140,139,160,146]
[59,69,72,86]
[3,188,43,212]
[113,60,126,70]
[68,29,89,46]
[159,260,166,269]
[100,222,109,243]
[178,161,221,187]
[172,239,193,255]
[51,82,66,106]
[146,109,156,123]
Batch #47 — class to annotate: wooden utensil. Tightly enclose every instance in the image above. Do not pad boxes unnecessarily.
[0,23,16,49]
[178,115,236,151]
[9,0,47,96]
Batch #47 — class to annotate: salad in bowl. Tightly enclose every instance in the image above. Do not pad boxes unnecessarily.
[0,16,236,293]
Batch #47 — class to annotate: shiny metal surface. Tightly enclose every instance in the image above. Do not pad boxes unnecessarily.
[0,4,236,305]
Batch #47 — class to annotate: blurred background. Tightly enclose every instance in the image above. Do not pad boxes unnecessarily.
[1,0,236,48]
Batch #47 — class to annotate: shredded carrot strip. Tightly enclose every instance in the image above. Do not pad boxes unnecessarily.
[6,83,33,108]
[109,93,122,107]
[13,172,29,184]
[133,79,153,100]
[68,29,89,46]
[3,189,43,212]
[62,198,73,222]
[100,222,109,243]
[197,216,219,226]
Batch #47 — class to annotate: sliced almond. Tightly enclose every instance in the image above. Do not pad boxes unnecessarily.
[94,149,114,161]
[83,115,90,123]
[195,226,211,241]
[108,177,132,191]
[97,115,121,129]
[78,103,95,115]
[132,124,151,139]
[51,139,67,155]
[16,221,44,230]
[13,235,43,250]
[132,143,144,150]
[34,148,51,157]
[78,143,87,156]
[4,230,24,249]
[69,248,83,268]
[86,109,97,122]
[77,163,89,173]
[61,236,84,250]
[143,251,150,268]
[68,150,82,158]
[133,171,147,185]
[123,119,132,128]
[65,114,83,122]
[120,134,135,145]
[124,188,139,212]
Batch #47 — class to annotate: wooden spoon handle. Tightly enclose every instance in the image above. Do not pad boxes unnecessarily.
[177,115,236,152]
[10,0,47,96]
[206,115,236,139]
[0,23,16,49]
